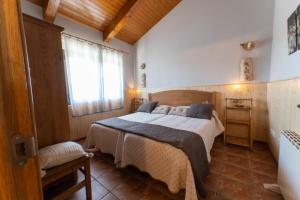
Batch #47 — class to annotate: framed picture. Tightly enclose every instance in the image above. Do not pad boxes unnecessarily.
[288,11,297,55]
[297,5,300,49]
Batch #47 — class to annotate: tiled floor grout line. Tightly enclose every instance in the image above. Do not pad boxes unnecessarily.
[100,192,120,200]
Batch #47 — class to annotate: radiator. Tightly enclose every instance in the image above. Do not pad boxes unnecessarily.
[278,130,300,200]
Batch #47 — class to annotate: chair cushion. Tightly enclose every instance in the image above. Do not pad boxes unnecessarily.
[39,141,87,170]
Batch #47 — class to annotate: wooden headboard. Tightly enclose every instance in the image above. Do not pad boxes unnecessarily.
[148,90,216,107]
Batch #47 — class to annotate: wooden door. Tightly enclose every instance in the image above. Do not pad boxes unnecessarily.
[0,0,42,199]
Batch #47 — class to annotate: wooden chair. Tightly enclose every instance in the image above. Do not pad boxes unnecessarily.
[42,155,92,200]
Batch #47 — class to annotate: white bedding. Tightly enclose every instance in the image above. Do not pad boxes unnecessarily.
[118,112,165,123]
[86,112,224,200]
[118,111,224,162]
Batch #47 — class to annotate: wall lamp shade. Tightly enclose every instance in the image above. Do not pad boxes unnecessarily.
[240,58,254,81]
[139,63,146,69]
[240,41,256,51]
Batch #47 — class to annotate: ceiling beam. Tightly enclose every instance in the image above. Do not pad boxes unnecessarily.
[43,0,61,23]
[103,0,138,43]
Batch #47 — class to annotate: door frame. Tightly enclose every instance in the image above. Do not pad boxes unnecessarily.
[0,0,42,199]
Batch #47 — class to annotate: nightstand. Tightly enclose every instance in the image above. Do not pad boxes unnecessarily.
[224,98,253,150]
[131,98,144,112]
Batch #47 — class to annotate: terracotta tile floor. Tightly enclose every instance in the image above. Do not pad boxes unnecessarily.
[66,136,283,200]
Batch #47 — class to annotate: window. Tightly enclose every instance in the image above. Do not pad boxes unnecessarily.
[63,35,124,116]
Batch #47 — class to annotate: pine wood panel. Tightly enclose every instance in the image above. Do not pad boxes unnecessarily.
[59,0,127,31]
[116,0,181,44]
[140,83,269,142]
[103,0,138,42]
[149,90,216,107]
[44,0,61,22]
[69,82,269,143]
[267,78,300,160]
[27,0,181,44]
[23,14,71,148]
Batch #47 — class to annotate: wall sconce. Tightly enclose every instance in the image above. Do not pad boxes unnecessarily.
[139,63,146,70]
[234,84,240,90]
[135,89,142,97]
[240,41,256,51]
[232,84,244,107]
[240,58,254,81]
[234,84,241,98]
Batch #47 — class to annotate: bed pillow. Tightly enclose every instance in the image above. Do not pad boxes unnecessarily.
[137,101,158,113]
[39,141,88,170]
[168,106,190,116]
[151,105,171,114]
[186,103,214,120]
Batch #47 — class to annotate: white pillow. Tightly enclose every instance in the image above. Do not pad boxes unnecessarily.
[168,106,190,116]
[151,105,171,114]
[39,141,87,170]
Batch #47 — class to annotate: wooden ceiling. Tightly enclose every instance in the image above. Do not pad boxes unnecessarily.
[27,0,181,44]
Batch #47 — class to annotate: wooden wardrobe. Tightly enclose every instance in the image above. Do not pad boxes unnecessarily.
[23,14,70,148]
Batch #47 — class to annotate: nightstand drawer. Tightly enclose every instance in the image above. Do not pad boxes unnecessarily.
[226,124,250,138]
[226,109,249,121]
[224,98,253,150]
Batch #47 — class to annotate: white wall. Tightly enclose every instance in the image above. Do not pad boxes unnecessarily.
[135,0,274,91]
[268,0,300,159]
[270,0,300,81]
[21,0,135,90]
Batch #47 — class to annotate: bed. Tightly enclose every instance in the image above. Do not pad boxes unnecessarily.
[86,90,224,200]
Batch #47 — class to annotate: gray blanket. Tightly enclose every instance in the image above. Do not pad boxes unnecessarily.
[94,118,209,197]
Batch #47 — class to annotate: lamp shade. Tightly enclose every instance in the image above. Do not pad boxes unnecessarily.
[240,41,256,51]
[240,58,254,81]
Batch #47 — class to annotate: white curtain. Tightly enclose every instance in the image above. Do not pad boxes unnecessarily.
[102,47,124,109]
[63,35,124,116]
